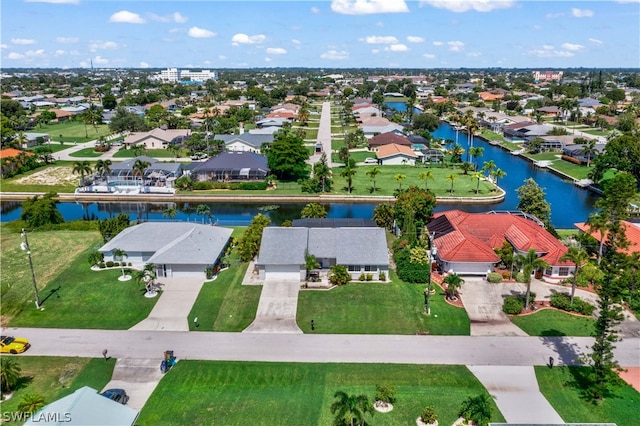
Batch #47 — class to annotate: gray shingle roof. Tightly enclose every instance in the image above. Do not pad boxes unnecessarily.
[213,133,273,149]
[192,151,268,173]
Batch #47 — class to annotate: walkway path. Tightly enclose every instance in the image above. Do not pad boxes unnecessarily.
[307,101,333,168]
[129,277,204,331]
[468,365,564,424]
[243,280,302,334]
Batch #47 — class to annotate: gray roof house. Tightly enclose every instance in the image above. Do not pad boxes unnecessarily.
[192,151,269,182]
[213,133,273,153]
[106,156,182,189]
[24,386,139,426]
[256,227,389,281]
[99,222,232,278]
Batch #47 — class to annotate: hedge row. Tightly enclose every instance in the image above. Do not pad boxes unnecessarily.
[550,292,595,315]
[192,181,268,191]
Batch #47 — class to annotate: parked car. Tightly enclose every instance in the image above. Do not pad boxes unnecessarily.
[0,336,30,354]
[100,389,130,405]
[364,157,378,164]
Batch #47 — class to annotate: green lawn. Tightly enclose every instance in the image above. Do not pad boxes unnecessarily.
[297,275,470,335]
[536,366,640,425]
[0,357,116,422]
[332,151,373,164]
[31,143,74,153]
[3,229,158,329]
[138,361,504,426]
[113,148,189,159]
[548,161,592,180]
[0,164,77,193]
[36,121,112,143]
[510,309,594,336]
[331,164,497,197]
[68,148,103,158]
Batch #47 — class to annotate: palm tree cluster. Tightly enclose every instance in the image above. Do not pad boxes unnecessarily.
[330,390,375,426]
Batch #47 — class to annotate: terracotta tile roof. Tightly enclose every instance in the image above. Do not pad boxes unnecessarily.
[429,210,570,265]
[479,92,504,101]
[0,148,34,159]
[368,132,411,147]
[377,143,417,159]
[575,221,640,256]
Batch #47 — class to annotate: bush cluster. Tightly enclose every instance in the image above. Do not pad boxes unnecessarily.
[357,273,374,281]
[420,406,437,423]
[550,292,595,315]
[379,271,386,282]
[501,271,512,280]
[486,272,503,283]
[503,296,524,315]
[394,247,430,283]
[106,261,114,268]
[192,181,268,191]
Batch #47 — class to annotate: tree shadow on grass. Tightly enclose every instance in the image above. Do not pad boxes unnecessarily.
[540,329,566,337]
[40,286,62,306]
[564,366,622,404]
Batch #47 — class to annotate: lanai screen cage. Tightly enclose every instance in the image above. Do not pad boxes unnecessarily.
[198,167,268,182]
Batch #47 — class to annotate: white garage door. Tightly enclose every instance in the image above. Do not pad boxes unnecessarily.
[265,264,301,281]
[171,264,205,278]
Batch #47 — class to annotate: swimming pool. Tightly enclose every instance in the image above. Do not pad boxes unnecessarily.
[108,181,139,187]
[412,144,426,150]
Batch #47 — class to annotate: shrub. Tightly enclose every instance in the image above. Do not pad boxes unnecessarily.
[238,182,267,190]
[392,238,410,253]
[205,266,215,279]
[550,292,595,315]
[193,181,214,190]
[98,262,106,269]
[487,272,503,283]
[359,273,366,281]
[366,273,373,281]
[379,271,386,282]
[128,262,132,266]
[420,406,437,424]
[375,384,397,404]
[503,296,524,315]
[88,251,104,266]
[515,271,525,283]
[501,271,511,280]
[105,261,114,268]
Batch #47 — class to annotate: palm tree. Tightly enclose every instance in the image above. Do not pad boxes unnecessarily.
[448,143,465,165]
[465,117,479,162]
[330,390,375,426]
[514,248,550,310]
[586,212,608,265]
[583,139,596,167]
[112,248,128,277]
[491,168,507,187]
[366,166,381,193]
[163,207,178,221]
[443,273,464,300]
[419,170,434,191]
[196,204,211,224]
[17,394,46,414]
[394,174,407,191]
[446,173,457,194]
[471,171,483,194]
[560,246,590,304]
[460,162,474,175]
[469,146,484,171]
[301,202,327,218]
[1,357,22,396]
[132,159,150,187]
[297,107,309,126]
[95,159,112,183]
[341,158,357,193]
[459,394,492,426]
[72,160,93,187]
[482,160,496,179]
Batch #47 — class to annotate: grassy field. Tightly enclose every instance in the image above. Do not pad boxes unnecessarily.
[68,148,103,158]
[331,151,374,164]
[0,357,116,422]
[536,366,640,425]
[548,161,592,180]
[3,229,158,329]
[138,361,504,426]
[297,273,470,335]
[510,309,594,336]
[330,164,497,197]
[0,164,78,193]
[113,148,189,159]
[36,121,112,143]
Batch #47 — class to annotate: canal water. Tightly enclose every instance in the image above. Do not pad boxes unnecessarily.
[0,123,598,229]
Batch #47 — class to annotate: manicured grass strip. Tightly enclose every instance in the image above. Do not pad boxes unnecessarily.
[37,122,112,143]
[510,309,594,336]
[68,148,103,158]
[331,151,374,164]
[297,277,470,335]
[138,361,504,426]
[0,357,116,418]
[7,232,158,329]
[112,148,189,159]
[536,366,640,425]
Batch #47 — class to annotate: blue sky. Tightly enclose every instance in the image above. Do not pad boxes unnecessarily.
[1,0,639,69]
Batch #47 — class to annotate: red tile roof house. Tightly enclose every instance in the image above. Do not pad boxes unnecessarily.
[367,132,412,152]
[427,210,575,280]
[574,220,640,257]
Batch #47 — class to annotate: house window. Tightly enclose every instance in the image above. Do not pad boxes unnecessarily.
[347,265,359,272]
[545,268,552,276]
[364,265,376,272]
[558,267,569,276]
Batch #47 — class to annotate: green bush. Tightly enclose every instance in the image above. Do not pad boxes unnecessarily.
[105,261,114,268]
[503,296,524,315]
[394,247,430,283]
[379,271,386,282]
[550,292,595,315]
[515,272,525,282]
[366,273,373,281]
[486,272,503,283]
[88,251,104,266]
[420,406,437,423]
[98,262,106,269]
[359,273,366,281]
[501,271,511,280]
[193,181,214,190]
[375,384,397,404]
[238,182,267,190]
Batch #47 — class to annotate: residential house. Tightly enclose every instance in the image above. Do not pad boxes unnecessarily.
[575,220,640,257]
[123,128,191,150]
[360,118,405,139]
[192,151,269,182]
[376,143,418,166]
[0,148,35,176]
[367,132,412,151]
[255,226,389,281]
[213,133,274,153]
[503,123,551,142]
[21,132,50,148]
[427,210,574,280]
[99,222,232,278]
[107,156,183,188]
[24,386,139,426]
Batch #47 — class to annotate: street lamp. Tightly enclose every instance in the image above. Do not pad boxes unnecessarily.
[425,245,438,316]
[20,228,41,309]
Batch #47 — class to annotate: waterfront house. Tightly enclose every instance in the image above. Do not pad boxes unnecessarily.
[376,143,418,166]
[192,151,269,182]
[107,156,182,188]
[367,132,412,151]
[213,133,274,153]
[574,220,640,257]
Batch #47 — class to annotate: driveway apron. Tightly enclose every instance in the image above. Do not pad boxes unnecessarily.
[101,357,164,411]
[243,280,302,334]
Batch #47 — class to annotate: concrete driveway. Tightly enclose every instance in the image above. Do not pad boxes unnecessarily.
[243,280,302,334]
[130,277,204,331]
[101,357,164,411]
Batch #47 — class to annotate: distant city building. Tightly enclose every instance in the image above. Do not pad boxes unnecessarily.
[154,68,217,83]
[532,71,563,82]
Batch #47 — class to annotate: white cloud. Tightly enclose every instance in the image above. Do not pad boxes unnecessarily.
[526,48,574,58]
[89,41,119,51]
[385,43,409,52]
[69,50,80,56]
[588,38,603,45]
[172,12,188,23]
[362,35,399,44]
[25,0,79,3]
[56,37,79,44]
[561,42,584,51]
[25,49,46,58]
[311,6,320,13]
[188,27,217,38]
[109,11,146,24]
[266,47,287,55]
[572,8,594,17]
[432,41,443,46]
[11,38,36,45]
[376,21,384,27]
[420,0,515,13]
[0,44,8,50]
[7,52,25,60]
[543,44,554,50]
[372,49,380,54]
[264,57,273,63]
[231,33,266,45]
[320,49,349,60]
[93,56,109,65]
[331,0,409,15]
[54,49,66,56]
[545,12,565,18]
[149,12,188,23]
[407,36,424,43]
[291,39,301,45]
[218,55,227,60]
[448,40,465,51]
[467,51,482,57]
[140,61,150,68]
[423,53,436,59]
[531,25,542,30]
